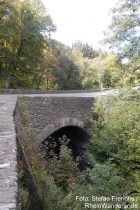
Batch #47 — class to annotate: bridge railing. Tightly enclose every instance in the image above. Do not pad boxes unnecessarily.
[0,88,117,94]
[0,86,139,94]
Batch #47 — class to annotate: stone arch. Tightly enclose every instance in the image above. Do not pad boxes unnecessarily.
[42,124,89,169]
[38,117,90,170]
[40,117,85,141]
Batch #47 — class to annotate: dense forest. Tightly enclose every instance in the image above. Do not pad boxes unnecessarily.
[1,0,140,210]
[0,0,139,90]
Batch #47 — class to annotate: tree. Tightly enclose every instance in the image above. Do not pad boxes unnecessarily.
[104,0,140,58]
[51,40,82,89]
[11,0,56,88]
[102,52,123,87]
[72,41,100,59]
[0,0,20,87]
[0,0,56,88]
[88,89,140,197]
[120,56,140,85]
[71,46,103,89]
[36,43,58,90]
[72,49,123,89]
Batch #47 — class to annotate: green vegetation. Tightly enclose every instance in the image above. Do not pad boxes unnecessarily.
[43,90,140,209]
[0,0,139,89]
[18,90,140,210]
[17,140,43,210]
[104,0,140,58]
[89,90,140,197]
[4,0,139,209]
[0,0,56,88]
[103,0,140,86]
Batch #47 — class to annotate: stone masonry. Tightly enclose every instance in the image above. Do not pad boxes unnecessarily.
[0,89,121,209]
[15,96,95,144]
[0,96,18,210]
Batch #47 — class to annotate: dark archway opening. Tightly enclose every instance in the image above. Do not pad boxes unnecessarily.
[43,126,89,170]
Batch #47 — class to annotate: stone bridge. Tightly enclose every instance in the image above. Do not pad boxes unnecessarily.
[0,89,118,210]
[15,96,94,147]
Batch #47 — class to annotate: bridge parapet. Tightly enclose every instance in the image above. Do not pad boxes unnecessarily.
[15,96,95,144]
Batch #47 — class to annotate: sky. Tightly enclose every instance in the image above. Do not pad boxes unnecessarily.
[42,0,117,49]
